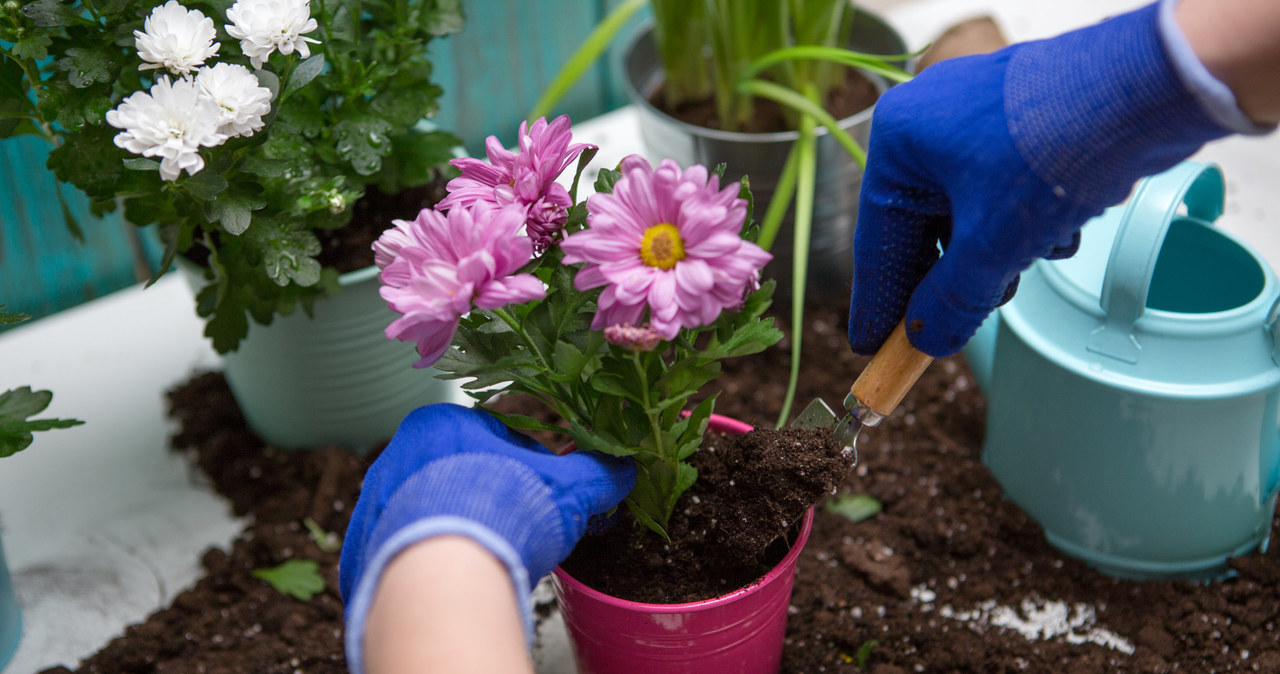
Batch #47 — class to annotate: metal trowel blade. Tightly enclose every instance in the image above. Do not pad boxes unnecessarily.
[792,398,859,461]
[792,398,839,429]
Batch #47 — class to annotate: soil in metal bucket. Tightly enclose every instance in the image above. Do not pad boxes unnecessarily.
[42,302,1280,673]
[652,68,880,133]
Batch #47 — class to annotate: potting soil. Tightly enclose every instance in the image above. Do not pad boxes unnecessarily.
[42,302,1280,673]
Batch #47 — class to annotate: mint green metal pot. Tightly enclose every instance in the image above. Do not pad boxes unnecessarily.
[963,162,1280,579]
[0,532,20,671]
[216,265,464,451]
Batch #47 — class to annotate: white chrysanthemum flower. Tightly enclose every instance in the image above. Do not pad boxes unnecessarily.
[134,0,220,76]
[225,0,322,70]
[196,63,273,137]
[106,76,228,181]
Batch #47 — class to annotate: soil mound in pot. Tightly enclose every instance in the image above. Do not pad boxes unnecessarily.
[556,425,851,604]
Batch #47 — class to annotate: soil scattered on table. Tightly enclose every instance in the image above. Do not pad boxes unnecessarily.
[44,302,1280,674]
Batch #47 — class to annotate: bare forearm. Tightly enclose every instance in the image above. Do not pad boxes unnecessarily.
[1177,0,1280,124]
[363,536,533,674]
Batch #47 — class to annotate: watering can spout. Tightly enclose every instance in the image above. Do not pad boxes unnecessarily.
[961,311,999,393]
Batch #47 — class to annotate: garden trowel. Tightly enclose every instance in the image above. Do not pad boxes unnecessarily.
[793,319,934,456]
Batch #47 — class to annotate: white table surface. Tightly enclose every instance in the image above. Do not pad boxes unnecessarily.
[5,0,1280,672]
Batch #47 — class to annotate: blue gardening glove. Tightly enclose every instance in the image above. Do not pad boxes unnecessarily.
[339,403,635,672]
[849,0,1270,357]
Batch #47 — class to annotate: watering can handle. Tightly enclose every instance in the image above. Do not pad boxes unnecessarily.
[1088,162,1226,364]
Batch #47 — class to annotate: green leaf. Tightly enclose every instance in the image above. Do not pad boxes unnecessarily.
[825,494,882,523]
[588,371,645,405]
[625,496,670,542]
[0,308,30,326]
[303,517,342,553]
[184,171,228,201]
[0,386,52,419]
[57,46,116,88]
[567,420,635,457]
[22,0,80,27]
[664,461,698,520]
[567,146,598,203]
[202,287,250,354]
[369,86,435,130]
[209,193,267,236]
[12,34,52,60]
[855,640,879,668]
[593,167,621,195]
[0,387,84,458]
[702,319,784,360]
[254,69,280,100]
[123,158,161,171]
[333,114,394,175]
[657,358,721,401]
[240,156,288,177]
[548,335,601,384]
[674,395,716,460]
[486,411,566,435]
[246,220,323,287]
[251,559,326,601]
[283,54,325,98]
[419,0,465,35]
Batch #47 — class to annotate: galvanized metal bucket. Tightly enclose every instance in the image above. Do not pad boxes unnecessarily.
[621,10,908,303]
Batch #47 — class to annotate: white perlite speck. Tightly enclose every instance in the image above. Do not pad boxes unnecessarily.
[917,585,1134,655]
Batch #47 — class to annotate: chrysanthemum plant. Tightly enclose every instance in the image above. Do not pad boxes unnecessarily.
[1,0,464,352]
[375,116,783,538]
[529,1,913,426]
[0,308,83,458]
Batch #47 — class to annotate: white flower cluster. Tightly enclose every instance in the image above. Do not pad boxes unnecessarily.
[106,0,321,181]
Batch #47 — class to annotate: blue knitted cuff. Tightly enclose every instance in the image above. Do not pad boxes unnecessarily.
[1005,3,1230,208]
[1158,0,1274,135]
[343,517,534,674]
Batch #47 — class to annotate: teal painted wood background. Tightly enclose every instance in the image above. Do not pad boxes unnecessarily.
[0,135,162,326]
[1,0,648,326]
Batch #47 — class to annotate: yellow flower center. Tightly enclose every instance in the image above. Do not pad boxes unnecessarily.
[639,223,685,270]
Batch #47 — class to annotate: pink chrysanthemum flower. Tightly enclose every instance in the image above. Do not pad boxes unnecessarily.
[376,203,546,368]
[436,115,595,252]
[560,156,771,340]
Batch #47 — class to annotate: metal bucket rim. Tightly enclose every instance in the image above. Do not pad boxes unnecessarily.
[620,13,904,144]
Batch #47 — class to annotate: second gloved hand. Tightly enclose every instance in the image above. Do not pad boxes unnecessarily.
[848,2,1255,357]
[339,403,635,674]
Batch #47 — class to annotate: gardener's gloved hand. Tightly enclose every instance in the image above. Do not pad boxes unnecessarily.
[339,403,635,672]
[849,0,1270,357]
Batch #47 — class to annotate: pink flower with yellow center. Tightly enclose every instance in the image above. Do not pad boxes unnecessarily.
[436,115,594,252]
[560,156,771,340]
[376,203,546,368]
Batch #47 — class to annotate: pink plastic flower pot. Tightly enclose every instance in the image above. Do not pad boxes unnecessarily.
[552,414,815,674]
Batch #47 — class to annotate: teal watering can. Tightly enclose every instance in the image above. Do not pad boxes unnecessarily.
[962,162,1280,580]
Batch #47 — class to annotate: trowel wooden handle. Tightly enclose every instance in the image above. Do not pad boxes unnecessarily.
[850,320,934,419]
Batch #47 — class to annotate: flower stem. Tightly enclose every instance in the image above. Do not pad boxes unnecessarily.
[490,306,580,418]
[756,139,800,252]
[631,351,669,463]
[774,90,818,429]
